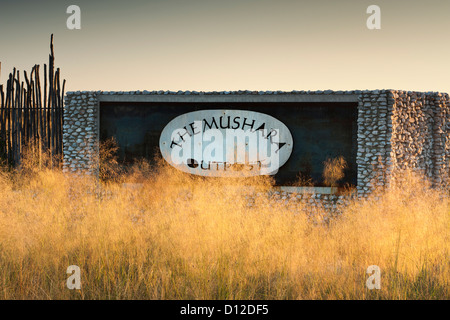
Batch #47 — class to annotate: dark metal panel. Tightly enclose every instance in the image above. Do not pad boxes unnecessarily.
[100,102,357,186]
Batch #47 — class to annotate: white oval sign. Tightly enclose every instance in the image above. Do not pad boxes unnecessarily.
[159,110,293,177]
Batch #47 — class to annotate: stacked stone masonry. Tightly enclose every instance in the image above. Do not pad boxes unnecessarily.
[64,89,450,205]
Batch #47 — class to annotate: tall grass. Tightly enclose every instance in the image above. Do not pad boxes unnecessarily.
[0,156,448,299]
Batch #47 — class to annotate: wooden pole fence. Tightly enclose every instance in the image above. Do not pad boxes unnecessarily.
[0,34,65,167]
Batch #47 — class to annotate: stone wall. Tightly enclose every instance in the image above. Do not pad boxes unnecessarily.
[63,91,99,174]
[390,91,450,188]
[269,190,354,220]
[356,90,392,196]
[63,90,450,198]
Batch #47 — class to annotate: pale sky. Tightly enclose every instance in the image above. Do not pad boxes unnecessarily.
[1,0,449,93]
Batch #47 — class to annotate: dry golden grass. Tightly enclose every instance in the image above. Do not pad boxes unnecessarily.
[323,156,347,187]
[0,157,448,300]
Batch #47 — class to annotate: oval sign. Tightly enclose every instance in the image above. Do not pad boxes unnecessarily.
[159,110,293,177]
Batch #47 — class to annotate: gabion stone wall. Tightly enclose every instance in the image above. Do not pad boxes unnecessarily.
[63,91,99,174]
[356,90,392,196]
[390,91,450,188]
[356,90,450,196]
[63,90,450,196]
